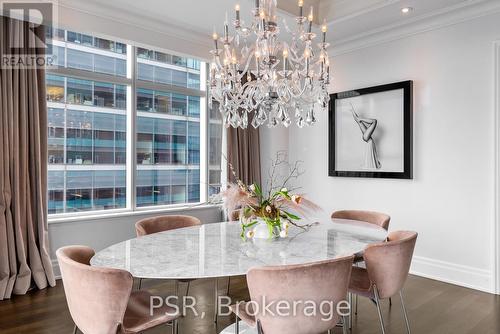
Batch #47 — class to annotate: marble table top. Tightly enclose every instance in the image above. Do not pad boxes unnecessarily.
[90,217,387,279]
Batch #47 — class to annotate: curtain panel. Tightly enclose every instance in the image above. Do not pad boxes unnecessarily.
[0,16,55,300]
[226,126,261,186]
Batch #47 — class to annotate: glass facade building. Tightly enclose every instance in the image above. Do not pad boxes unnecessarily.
[47,71,128,213]
[134,45,202,207]
[46,29,221,216]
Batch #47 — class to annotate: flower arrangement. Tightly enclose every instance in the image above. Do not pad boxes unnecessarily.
[222,153,319,240]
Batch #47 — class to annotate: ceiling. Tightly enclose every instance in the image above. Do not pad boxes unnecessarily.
[58,0,496,49]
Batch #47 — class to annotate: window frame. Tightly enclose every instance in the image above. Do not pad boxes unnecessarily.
[47,37,214,222]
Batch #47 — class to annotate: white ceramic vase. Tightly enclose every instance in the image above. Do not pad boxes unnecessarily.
[251,218,282,239]
[252,219,271,239]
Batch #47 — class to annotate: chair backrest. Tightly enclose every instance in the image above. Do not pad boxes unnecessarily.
[135,215,201,237]
[247,255,354,334]
[364,231,418,299]
[331,210,391,230]
[56,246,133,334]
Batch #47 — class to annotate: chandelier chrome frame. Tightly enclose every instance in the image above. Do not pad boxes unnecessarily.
[208,0,331,129]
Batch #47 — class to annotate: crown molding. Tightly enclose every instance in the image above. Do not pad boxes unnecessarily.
[329,0,500,56]
[321,0,400,25]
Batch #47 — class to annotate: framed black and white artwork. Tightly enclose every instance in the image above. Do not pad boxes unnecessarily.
[328,80,413,179]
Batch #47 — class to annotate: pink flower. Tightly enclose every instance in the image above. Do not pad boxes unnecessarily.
[291,195,302,204]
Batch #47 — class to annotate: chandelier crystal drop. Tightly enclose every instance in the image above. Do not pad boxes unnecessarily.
[208,0,331,129]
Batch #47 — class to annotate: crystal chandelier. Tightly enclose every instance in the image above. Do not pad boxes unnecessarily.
[208,0,331,129]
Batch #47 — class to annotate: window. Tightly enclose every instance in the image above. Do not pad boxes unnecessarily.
[67,78,92,105]
[188,73,200,89]
[136,47,199,89]
[48,108,65,164]
[134,47,203,207]
[46,75,64,102]
[48,29,127,77]
[46,28,219,217]
[208,102,223,195]
[67,49,93,71]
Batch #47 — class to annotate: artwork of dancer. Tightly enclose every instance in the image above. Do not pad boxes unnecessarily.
[329,81,412,179]
[349,103,381,169]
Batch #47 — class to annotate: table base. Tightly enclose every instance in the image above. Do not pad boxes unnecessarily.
[220,322,256,334]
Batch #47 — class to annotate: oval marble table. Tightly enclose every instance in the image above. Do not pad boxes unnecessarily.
[91,217,387,334]
[91,218,387,279]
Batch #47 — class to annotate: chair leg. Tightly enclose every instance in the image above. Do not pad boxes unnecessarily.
[214,278,219,323]
[389,297,392,307]
[235,315,240,334]
[348,293,353,329]
[185,281,191,297]
[374,286,386,334]
[171,319,178,334]
[226,276,231,296]
[174,280,181,310]
[400,290,411,334]
[354,263,359,316]
[257,319,264,334]
[138,278,142,290]
[72,325,78,334]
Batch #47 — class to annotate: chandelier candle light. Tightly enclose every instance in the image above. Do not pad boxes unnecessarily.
[208,0,331,129]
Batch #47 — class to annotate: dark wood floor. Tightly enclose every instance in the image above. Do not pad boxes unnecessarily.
[0,275,499,334]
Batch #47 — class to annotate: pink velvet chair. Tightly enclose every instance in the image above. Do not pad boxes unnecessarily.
[331,210,391,231]
[57,245,180,334]
[349,231,418,334]
[135,215,202,237]
[230,256,355,334]
[135,215,201,293]
[331,209,391,316]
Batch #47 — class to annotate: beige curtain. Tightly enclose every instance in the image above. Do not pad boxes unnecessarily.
[0,16,55,300]
[227,126,261,186]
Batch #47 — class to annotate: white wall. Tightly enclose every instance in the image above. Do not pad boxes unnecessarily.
[259,126,290,193]
[277,13,500,293]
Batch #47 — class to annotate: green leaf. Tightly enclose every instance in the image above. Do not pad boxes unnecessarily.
[243,206,252,217]
[253,183,263,197]
[244,221,259,229]
[272,191,291,200]
[283,210,301,220]
[267,223,274,239]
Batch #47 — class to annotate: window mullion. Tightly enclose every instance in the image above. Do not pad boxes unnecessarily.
[126,45,137,210]
[199,63,208,203]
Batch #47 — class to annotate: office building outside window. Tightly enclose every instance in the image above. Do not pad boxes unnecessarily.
[46,29,221,216]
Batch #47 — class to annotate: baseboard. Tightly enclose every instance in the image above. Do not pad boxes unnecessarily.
[411,256,493,294]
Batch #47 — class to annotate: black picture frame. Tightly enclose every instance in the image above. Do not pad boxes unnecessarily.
[328,80,413,179]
